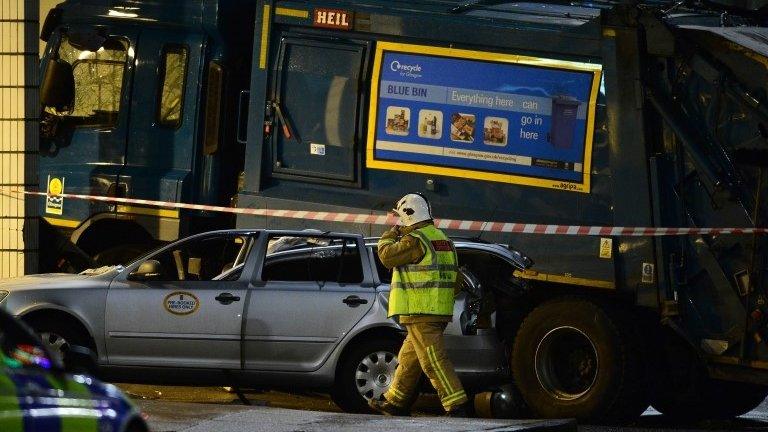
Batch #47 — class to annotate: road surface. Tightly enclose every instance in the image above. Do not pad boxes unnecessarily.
[119,384,768,432]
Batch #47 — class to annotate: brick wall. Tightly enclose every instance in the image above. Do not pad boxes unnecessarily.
[0,0,38,278]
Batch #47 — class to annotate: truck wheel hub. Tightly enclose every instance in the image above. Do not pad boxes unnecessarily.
[534,326,599,401]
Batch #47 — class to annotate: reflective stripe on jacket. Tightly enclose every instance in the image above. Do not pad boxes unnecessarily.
[388,225,458,317]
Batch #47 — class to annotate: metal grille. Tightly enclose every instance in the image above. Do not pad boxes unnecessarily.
[0,0,38,278]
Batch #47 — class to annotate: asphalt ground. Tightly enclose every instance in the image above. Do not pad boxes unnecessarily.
[119,384,768,432]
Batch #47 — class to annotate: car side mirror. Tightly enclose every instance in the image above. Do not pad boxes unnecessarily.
[508,247,534,270]
[40,59,75,111]
[128,260,162,281]
[63,345,98,376]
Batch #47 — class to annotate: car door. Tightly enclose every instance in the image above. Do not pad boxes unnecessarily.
[243,233,376,371]
[104,232,256,368]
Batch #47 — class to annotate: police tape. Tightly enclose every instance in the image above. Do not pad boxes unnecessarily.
[8,188,768,236]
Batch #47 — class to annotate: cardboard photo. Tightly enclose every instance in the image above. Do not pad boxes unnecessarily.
[385,106,411,136]
[483,117,508,146]
[418,110,443,139]
[450,113,475,143]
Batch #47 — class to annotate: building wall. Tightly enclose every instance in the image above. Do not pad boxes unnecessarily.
[0,0,38,279]
[39,0,56,54]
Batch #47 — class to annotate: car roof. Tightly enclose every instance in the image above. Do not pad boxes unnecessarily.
[175,229,366,240]
[363,237,517,261]
[174,229,517,262]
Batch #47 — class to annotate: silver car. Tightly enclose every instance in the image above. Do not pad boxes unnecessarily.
[0,229,530,413]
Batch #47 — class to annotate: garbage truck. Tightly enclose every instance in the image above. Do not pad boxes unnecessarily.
[33,0,768,422]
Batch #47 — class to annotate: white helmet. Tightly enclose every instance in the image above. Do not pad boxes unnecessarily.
[393,193,432,226]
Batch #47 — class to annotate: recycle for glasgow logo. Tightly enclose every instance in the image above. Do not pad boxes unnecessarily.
[390,60,423,79]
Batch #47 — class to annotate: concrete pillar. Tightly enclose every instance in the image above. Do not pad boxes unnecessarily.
[0,0,38,278]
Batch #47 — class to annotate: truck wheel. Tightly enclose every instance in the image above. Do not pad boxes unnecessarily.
[93,244,150,266]
[648,327,768,420]
[511,298,648,422]
[653,378,767,420]
[331,338,401,413]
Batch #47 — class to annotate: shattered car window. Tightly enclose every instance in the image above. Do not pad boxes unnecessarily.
[262,236,363,284]
[148,234,255,281]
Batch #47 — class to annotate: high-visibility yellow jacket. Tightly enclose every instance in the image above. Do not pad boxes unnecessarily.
[385,225,458,317]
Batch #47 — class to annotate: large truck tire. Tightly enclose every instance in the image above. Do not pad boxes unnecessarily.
[93,244,151,266]
[649,328,768,420]
[38,219,94,273]
[652,378,767,420]
[511,298,648,423]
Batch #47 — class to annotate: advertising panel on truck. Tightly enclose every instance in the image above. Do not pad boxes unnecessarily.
[366,42,603,193]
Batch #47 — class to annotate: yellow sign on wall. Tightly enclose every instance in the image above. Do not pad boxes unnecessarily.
[45,175,65,215]
[366,42,602,193]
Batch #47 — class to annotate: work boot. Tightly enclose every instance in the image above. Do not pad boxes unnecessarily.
[446,402,472,418]
[368,397,410,416]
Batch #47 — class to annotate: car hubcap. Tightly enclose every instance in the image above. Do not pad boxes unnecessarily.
[40,331,69,363]
[534,326,598,401]
[355,350,398,401]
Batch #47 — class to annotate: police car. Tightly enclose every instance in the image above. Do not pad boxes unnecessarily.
[0,229,531,414]
[0,309,147,432]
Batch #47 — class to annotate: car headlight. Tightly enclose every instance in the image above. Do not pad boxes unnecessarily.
[0,290,8,303]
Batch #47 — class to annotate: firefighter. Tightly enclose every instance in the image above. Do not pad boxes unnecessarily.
[369,193,470,417]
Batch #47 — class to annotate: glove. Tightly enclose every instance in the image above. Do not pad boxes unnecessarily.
[381,225,401,240]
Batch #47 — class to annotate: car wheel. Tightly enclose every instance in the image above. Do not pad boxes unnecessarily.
[26,317,93,366]
[331,337,401,413]
[511,298,648,423]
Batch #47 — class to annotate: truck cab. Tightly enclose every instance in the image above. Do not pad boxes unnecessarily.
[38,0,254,269]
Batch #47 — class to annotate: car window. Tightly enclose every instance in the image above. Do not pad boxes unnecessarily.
[148,233,255,281]
[457,249,514,289]
[369,246,392,284]
[262,235,364,284]
[214,263,244,281]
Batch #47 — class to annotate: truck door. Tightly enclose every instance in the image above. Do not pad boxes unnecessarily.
[38,27,136,223]
[242,233,375,371]
[268,36,370,184]
[120,29,203,213]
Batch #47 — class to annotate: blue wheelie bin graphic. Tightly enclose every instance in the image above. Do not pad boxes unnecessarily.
[549,96,580,149]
